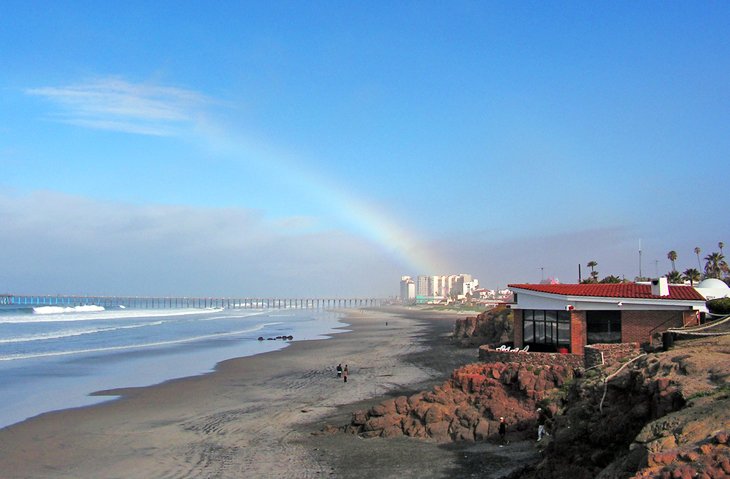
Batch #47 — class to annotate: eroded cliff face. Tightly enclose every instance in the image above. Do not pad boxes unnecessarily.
[512,336,730,479]
[452,305,513,347]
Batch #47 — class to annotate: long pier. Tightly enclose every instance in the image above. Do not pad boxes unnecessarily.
[0,294,383,310]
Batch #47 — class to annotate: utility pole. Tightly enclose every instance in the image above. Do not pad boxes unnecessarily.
[639,239,643,279]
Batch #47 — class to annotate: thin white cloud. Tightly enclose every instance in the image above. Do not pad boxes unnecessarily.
[26,77,209,136]
[0,190,400,296]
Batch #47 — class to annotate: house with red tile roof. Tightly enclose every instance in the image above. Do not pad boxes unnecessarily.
[508,278,708,355]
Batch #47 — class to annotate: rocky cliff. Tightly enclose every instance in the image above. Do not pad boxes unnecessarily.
[509,335,730,479]
[452,305,513,347]
[341,361,574,442]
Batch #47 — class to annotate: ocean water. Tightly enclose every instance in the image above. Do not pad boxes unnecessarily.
[0,304,348,429]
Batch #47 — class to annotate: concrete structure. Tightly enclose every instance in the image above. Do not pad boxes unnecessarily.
[508,281,707,355]
[694,278,730,301]
[0,294,382,310]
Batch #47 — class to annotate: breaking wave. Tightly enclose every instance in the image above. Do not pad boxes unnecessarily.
[0,321,165,345]
[33,305,106,315]
[0,322,282,361]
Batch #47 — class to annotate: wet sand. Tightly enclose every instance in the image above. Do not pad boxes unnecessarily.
[0,307,535,478]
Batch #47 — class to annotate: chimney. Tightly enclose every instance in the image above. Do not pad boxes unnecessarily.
[651,277,669,297]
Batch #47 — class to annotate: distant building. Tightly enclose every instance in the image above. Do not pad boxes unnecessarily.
[406,273,482,302]
[417,275,432,297]
[399,276,416,304]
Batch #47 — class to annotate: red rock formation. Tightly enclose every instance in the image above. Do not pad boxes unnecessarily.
[343,361,574,442]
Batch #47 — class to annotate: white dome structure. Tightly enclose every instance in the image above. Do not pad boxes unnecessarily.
[697,278,730,290]
[695,278,730,300]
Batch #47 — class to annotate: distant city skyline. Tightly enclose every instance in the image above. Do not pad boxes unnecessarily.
[1,3,728,297]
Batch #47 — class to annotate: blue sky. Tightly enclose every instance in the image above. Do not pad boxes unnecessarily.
[1,2,728,297]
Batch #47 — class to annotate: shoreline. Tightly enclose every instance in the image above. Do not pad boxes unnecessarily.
[0,307,533,478]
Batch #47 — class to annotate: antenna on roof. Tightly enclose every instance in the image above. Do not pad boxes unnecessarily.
[638,239,643,279]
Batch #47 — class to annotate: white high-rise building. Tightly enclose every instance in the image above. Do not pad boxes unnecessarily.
[407,273,481,300]
[431,275,448,297]
[399,276,416,304]
[417,275,432,297]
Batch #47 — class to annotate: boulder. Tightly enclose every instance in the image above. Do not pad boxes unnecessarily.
[394,395,410,414]
[474,419,491,440]
[426,420,451,441]
[370,399,396,417]
[351,410,368,426]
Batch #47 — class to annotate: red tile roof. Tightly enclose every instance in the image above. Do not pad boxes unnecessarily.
[508,283,706,301]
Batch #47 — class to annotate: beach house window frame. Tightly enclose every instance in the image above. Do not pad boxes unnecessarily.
[586,310,622,344]
[522,309,571,352]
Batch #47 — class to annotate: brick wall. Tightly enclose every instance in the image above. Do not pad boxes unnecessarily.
[478,346,584,370]
[621,310,684,345]
[584,343,641,369]
[571,311,587,356]
[513,309,523,347]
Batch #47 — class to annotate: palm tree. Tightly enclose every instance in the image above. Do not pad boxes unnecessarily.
[587,261,598,282]
[683,268,701,286]
[600,275,623,284]
[667,250,678,272]
[666,270,683,284]
[694,247,702,271]
[704,252,728,279]
[720,241,725,255]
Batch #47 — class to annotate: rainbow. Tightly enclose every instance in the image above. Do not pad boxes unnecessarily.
[195,121,448,275]
[308,174,448,275]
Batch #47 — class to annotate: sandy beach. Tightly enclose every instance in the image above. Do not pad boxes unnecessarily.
[0,307,534,478]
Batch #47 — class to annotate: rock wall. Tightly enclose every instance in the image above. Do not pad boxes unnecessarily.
[584,342,641,369]
[478,346,584,370]
[478,343,641,370]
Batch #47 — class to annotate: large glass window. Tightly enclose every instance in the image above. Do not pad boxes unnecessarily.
[522,309,571,352]
[586,311,621,344]
[523,310,534,343]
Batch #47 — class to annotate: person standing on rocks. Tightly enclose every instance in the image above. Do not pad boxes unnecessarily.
[499,417,507,446]
[537,408,549,441]
[336,363,343,378]
[343,364,349,383]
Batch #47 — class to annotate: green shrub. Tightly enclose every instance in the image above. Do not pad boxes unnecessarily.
[706,298,730,315]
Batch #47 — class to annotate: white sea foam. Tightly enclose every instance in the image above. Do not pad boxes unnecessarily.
[0,307,226,324]
[0,321,165,345]
[33,305,106,315]
[0,322,283,361]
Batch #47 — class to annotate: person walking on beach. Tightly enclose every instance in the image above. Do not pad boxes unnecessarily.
[343,364,349,383]
[537,408,549,441]
[498,417,507,446]
[336,363,342,378]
